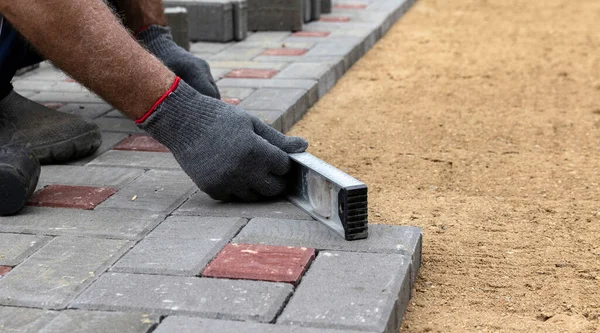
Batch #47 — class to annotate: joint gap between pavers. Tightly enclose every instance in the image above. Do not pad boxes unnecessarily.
[196,217,252,278]
[0,234,54,268]
[163,188,200,217]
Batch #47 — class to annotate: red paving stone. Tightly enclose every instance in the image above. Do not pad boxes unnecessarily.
[0,266,11,278]
[334,3,367,9]
[320,16,351,22]
[28,185,118,210]
[225,69,279,79]
[222,98,241,105]
[262,48,308,56]
[113,134,169,152]
[202,243,316,285]
[292,31,331,37]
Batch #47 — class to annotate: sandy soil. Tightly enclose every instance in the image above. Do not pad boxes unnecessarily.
[288,0,600,331]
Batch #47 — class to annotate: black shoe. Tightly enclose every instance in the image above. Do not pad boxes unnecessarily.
[0,146,40,216]
[0,90,102,164]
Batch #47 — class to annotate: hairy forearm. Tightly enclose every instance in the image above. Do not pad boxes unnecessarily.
[0,0,175,119]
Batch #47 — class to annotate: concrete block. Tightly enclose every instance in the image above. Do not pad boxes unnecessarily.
[17,63,68,81]
[0,307,57,332]
[28,185,118,210]
[208,60,290,70]
[97,170,196,213]
[209,46,265,60]
[12,80,89,93]
[244,31,291,43]
[111,216,246,276]
[93,117,145,133]
[164,0,234,42]
[0,234,50,266]
[174,190,312,220]
[190,41,234,54]
[0,237,131,309]
[71,273,293,322]
[218,78,317,103]
[247,0,303,31]
[113,135,170,153]
[155,316,365,333]
[39,311,159,333]
[55,103,112,119]
[231,0,248,40]
[165,7,191,51]
[321,0,332,13]
[37,165,143,190]
[0,207,165,240]
[234,218,422,283]
[219,87,256,99]
[303,0,311,23]
[246,109,285,132]
[67,132,129,166]
[311,0,322,20]
[278,251,412,333]
[87,150,181,170]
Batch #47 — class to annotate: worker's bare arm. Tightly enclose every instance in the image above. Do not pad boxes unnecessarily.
[0,0,175,119]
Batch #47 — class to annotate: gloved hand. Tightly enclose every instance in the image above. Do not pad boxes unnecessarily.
[137,77,308,202]
[137,25,220,99]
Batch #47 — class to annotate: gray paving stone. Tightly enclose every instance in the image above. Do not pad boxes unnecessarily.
[155,316,365,333]
[190,41,235,54]
[93,117,145,133]
[56,103,113,119]
[18,64,68,81]
[0,307,57,333]
[71,273,293,322]
[37,165,144,190]
[208,60,290,70]
[275,60,344,97]
[278,251,412,333]
[217,78,318,107]
[231,0,248,41]
[103,110,126,118]
[174,191,312,220]
[0,207,165,240]
[246,109,285,132]
[210,67,231,80]
[12,80,88,93]
[67,132,129,166]
[218,87,256,99]
[39,310,159,333]
[0,237,131,309]
[233,218,422,283]
[243,31,291,43]
[0,234,51,266]
[29,91,104,104]
[164,0,234,42]
[112,216,245,276]
[209,46,266,61]
[87,150,181,170]
[97,170,196,213]
[247,0,303,31]
[240,88,307,113]
[231,40,316,49]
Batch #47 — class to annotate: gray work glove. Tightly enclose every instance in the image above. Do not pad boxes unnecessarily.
[137,78,308,202]
[138,25,220,99]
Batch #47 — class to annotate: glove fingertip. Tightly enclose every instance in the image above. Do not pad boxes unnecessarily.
[283,136,309,153]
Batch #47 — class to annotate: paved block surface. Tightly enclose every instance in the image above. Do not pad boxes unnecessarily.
[112,217,246,276]
[0,266,11,277]
[155,317,358,333]
[39,310,159,333]
[222,97,241,105]
[0,307,57,332]
[0,207,164,240]
[72,273,293,322]
[37,165,143,190]
[0,237,131,309]
[203,243,315,285]
[234,218,422,283]
[292,31,331,37]
[175,191,312,220]
[262,48,309,56]
[278,251,412,333]
[113,134,170,152]
[88,150,181,170]
[97,170,196,212]
[225,69,279,79]
[0,234,50,266]
[335,3,367,9]
[320,15,351,22]
[28,185,118,210]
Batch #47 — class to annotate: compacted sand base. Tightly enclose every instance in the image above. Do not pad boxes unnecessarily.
[289,0,600,331]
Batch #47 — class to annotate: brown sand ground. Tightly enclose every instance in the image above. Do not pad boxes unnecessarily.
[288,0,600,331]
